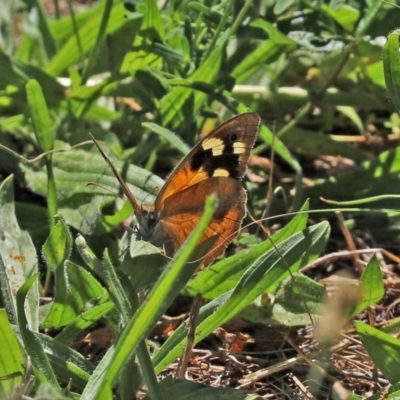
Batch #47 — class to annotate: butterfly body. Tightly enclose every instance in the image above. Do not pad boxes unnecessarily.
[92,112,260,266]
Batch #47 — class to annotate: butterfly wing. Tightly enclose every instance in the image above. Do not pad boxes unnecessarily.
[155,113,260,210]
[152,113,260,265]
[152,178,247,265]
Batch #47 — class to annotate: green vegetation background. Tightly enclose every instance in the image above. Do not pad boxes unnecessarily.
[0,0,400,399]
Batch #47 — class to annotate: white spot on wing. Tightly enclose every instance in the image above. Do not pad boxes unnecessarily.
[213,168,230,177]
[202,137,224,156]
[233,141,246,154]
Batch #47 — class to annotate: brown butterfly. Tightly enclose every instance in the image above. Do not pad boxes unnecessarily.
[92,113,261,266]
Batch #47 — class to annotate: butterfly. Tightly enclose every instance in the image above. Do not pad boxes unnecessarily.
[92,112,261,266]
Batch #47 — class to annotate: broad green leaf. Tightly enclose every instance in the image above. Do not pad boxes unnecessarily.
[365,61,386,87]
[273,0,295,15]
[0,309,25,395]
[353,255,384,315]
[0,175,39,331]
[130,239,161,258]
[23,149,163,207]
[15,202,50,248]
[26,79,58,224]
[354,0,381,37]
[81,0,114,83]
[41,260,109,328]
[100,199,133,231]
[121,244,166,290]
[42,217,73,271]
[383,30,400,112]
[321,4,359,32]
[355,321,400,384]
[22,148,164,235]
[120,41,162,73]
[24,0,57,60]
[242,274,326,326]
[139,0,165,41]
[142,122,191,155]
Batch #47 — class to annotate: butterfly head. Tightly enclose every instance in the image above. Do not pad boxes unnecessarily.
[134,204,158,242]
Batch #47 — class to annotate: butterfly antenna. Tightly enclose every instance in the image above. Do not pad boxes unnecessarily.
[89,133,142,215]
[86,181,124,198]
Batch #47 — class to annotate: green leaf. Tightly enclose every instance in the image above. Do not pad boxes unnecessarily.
[25,0,58,59]
[24,148,163,207]
[22,148,164,236]
[42,217,73,271]
[41,260,109,328]
[140,0,165,41]
[0,175,39,331]
[142,122,191,155]
[100,250,133,322]
[120,0,167,74]
[353,255,384,315]
[321,4,359,32]
[26,79,58,224]
[81,0,114,83]
[16,274,61,391]
[241,274,326,327]
[383,30,400,112]
[273,0,295,15]
[355,321,400,384]
[354,0,381,37]
[34,331,95,390]
[0,309,25,395]
[100,199,133,231]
